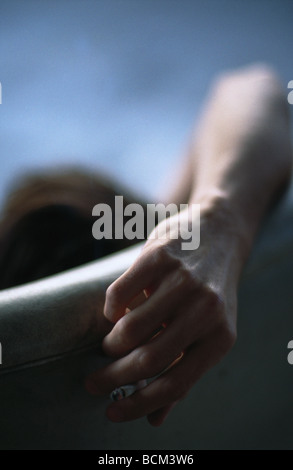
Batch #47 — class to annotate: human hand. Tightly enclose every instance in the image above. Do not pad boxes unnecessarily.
[86,201,243,426]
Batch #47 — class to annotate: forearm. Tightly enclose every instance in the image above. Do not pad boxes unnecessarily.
[189,66,292,263]
[88,68,292,427]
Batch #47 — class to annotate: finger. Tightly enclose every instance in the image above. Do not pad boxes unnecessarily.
[147,402,178,427]
[105,334,224,422]
[104,251,164,323]
[87,294,212,396]
[102,270,193,357]
[86,324,185,396]
[127,291,148,310]
[88,288,225,396]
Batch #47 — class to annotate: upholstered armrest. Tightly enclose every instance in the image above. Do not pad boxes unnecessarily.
[0,244,144,371]
[0,183,292,450]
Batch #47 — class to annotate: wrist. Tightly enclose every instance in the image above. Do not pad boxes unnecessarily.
[190,189,253,267]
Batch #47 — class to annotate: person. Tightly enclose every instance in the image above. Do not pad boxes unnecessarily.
[0,65,292,427]
[0,170,148,289]
[85,65,292,426]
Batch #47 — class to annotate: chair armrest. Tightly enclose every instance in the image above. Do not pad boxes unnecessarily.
[0,244,143,372]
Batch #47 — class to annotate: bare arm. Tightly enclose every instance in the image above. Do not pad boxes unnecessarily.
[191,65,291,250]
[164,65,291,214]
[86,65,292,426]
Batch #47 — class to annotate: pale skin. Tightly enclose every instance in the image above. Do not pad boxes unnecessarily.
[86,65,292,426]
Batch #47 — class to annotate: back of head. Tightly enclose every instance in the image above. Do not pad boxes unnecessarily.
[0,168,146,290]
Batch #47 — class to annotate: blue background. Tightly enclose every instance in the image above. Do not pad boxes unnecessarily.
[0,0,292,203]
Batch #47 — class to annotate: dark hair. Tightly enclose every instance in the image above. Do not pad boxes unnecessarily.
[0,168,147,290]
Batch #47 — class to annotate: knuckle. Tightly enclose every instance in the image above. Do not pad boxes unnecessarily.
[136,349,159,377]
[120,315,137,339]
[106,282,119,303]
[113,318,136,352]
[202,285,225,321]
[216,322,237,354]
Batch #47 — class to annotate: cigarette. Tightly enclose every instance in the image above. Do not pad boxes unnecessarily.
[110,379,148,402]
[110,384,138,402]
[110,352,184,402]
